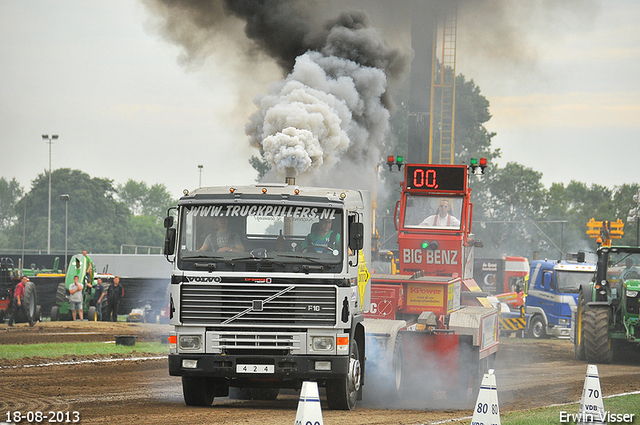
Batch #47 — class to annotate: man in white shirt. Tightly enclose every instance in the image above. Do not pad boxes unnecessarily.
[69,275,84,321]
[419,199,461,227]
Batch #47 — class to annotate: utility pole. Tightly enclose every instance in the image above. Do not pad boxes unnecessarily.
[42,134,58,254]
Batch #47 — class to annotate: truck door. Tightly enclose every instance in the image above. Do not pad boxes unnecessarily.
[543,271,558,326]
[529,267,554,323]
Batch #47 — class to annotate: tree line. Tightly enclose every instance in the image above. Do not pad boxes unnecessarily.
[0,170,175,255]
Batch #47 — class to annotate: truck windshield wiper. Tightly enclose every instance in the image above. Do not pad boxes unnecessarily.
[232,256,286,267]
[276,254,334,267]
[180,254,225,262]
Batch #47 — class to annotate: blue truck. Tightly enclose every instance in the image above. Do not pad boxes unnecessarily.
[525,254,596,339]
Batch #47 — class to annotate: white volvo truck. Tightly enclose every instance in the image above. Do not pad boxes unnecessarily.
[163,182,371,410]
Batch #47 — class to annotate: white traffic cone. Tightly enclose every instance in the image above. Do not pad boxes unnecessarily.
[294,381,323,425]
[470,369,501,425]
[577,364,606,425]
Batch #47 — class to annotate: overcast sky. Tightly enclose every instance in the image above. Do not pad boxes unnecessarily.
[1,0,638,201]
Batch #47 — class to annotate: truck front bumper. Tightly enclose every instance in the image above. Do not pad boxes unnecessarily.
[550,325,571,338]
[169,353,350,381]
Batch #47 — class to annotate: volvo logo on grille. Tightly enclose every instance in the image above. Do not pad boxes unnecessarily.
[186,276,221,282]
[253,300,264,311]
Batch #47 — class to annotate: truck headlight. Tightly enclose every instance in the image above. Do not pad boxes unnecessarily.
[627,290,638,298]
[179,335,202,350]
[312,336,334,351]
[558,318,570,325]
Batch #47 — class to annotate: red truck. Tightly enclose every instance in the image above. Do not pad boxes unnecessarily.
[363,161,499,404]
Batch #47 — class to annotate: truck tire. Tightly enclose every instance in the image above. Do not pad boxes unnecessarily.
[326,339,361,410]
[51,306,59,322]
[528,315,548,339]
[391,334,404,397]
[182,376,216,406]
[88,306,97,321]
[450,337,481,404]
[574,292,586,360]
[583,306,614,363]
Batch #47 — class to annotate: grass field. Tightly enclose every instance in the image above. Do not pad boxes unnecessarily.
[0,341,168,360]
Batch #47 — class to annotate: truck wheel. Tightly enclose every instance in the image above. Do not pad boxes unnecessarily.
[88,306,97,321]
[583,306,614,363]
[574,292,586,360]
[326,339,361,410]
[182,376,216,406]
[51,306,59,322]
[528,315,548,339]
[391,334,404,397]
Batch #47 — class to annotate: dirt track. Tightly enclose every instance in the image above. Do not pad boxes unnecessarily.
[2,321,640,424]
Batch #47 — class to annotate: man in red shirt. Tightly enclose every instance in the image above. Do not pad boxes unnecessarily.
[8,276,35,327]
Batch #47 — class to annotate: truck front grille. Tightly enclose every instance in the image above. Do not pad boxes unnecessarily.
[210,331,302,355]
[180,283,337,328]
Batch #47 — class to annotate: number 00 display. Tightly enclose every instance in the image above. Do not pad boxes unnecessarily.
[405,165,466,192]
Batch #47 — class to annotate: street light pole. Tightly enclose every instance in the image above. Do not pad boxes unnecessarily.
[198,165,203,187]
[43,134,58,254]
[60,194,69,272]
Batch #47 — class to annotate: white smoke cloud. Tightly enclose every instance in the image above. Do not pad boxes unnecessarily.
[247,49,389,185]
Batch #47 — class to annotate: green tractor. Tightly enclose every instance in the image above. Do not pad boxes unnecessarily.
[50,253,108,321]
[573,246,640,363]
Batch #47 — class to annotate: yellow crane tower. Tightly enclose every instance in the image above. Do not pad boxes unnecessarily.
[429,1,457,165]
[408,0,458,166]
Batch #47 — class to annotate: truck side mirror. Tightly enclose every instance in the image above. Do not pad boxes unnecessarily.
[349,222,364,251]
[577,251,585,263]
[164,216,174,229]
[164,228,176,256]
[544,272,555,290]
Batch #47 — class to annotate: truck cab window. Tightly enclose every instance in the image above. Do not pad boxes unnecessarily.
[403,195,463,230]
[177,203,344,272]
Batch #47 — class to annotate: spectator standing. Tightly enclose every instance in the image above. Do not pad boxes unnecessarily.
[106,276,124,322]
[7,276,35,327]
[92,277,105,321]
[69,275,84,321]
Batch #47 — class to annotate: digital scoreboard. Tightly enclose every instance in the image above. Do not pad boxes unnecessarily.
[404,165,467,193]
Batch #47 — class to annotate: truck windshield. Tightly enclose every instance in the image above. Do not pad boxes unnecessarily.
[176,203,344,272]
[606,252,640,284]
[556,270,593,293]
[402,194,463,230]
